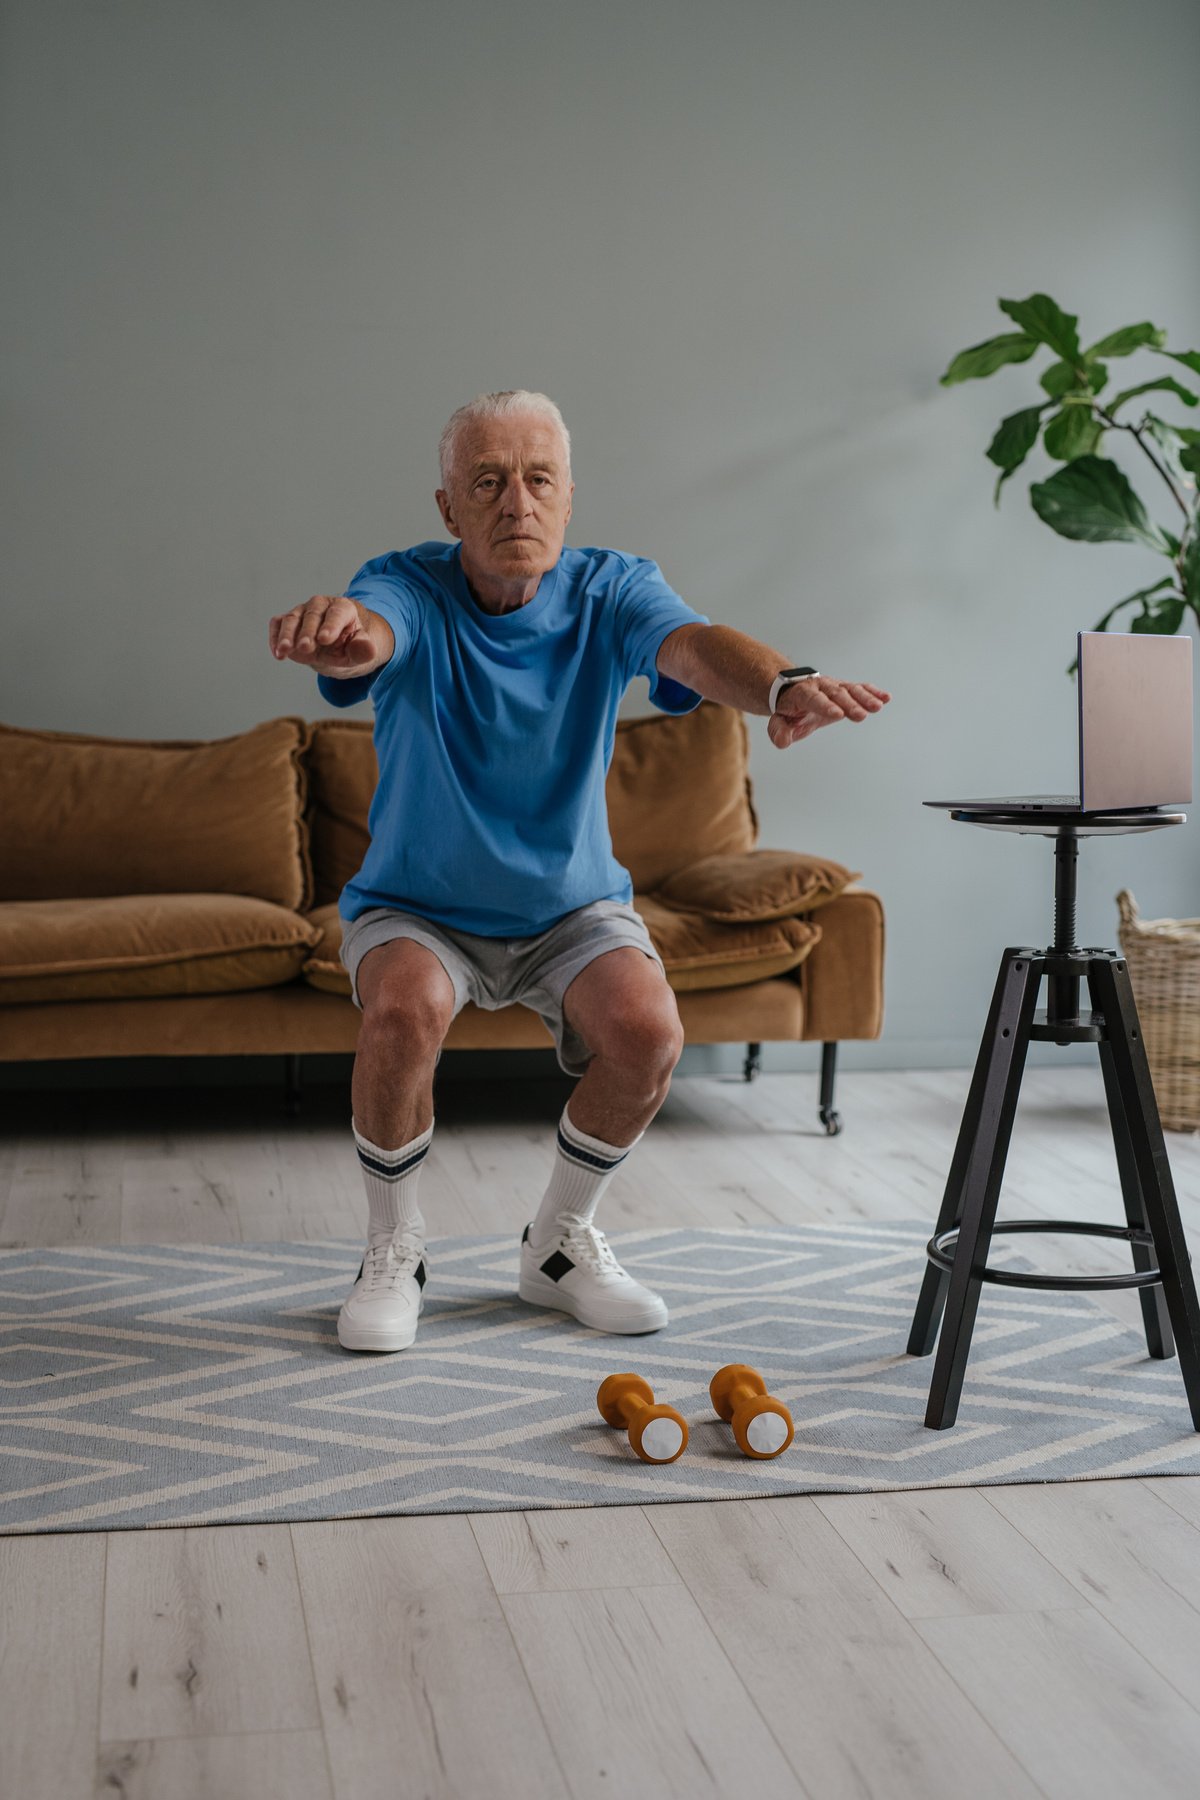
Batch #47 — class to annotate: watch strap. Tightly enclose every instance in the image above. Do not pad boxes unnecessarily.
[768,667,820,714]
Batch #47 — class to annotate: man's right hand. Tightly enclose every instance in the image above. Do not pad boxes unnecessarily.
[268,595,394,677]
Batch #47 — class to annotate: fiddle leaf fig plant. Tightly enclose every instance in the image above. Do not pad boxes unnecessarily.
[941,294,1200,665]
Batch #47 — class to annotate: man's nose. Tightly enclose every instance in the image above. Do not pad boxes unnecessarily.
[502,478,534,518]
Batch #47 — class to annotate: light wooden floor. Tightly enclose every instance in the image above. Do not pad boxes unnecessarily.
[4,1064,1200,1800]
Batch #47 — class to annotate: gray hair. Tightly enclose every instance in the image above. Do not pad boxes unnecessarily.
[438,389,572,492]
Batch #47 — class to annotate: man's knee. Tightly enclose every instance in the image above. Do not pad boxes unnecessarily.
[357,938,457,1049]
[587,995,685,1079]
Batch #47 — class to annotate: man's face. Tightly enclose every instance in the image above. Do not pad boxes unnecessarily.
[436,414,574,589]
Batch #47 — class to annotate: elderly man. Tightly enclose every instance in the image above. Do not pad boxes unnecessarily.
[269,389,889,1353]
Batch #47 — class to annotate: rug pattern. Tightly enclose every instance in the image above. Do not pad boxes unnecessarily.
[2,1223,1198,1532]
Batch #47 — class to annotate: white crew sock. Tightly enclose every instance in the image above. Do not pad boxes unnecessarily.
[528,1104,643,1248]
[353,1117,433,1249]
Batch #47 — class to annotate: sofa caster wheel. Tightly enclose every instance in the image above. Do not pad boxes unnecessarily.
[743,1042,762,1082]
[818,1043,840,1137]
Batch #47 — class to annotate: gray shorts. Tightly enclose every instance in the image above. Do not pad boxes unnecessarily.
[339,898,667,1078]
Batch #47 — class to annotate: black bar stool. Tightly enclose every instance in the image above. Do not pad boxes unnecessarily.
[908,807,1200,1431]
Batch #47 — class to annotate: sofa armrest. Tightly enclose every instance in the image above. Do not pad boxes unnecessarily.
[655,848,860,923]
[798,887,885,1042]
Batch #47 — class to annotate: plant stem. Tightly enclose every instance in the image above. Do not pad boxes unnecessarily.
[1095,405,1191,519]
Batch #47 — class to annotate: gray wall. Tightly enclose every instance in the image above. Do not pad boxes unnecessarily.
[4,0,1199,1070]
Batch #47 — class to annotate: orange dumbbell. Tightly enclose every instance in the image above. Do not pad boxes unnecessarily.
[710,1364,794,1459]
[597,1373,689,1464]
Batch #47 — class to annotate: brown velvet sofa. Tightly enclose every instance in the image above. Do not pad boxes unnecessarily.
[0,702,884,1129]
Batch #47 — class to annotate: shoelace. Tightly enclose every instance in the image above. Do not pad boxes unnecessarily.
[558,1220,624,1277]
[360,1238,425,1293]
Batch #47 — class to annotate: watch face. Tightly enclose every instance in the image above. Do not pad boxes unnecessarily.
[782,666,818,678]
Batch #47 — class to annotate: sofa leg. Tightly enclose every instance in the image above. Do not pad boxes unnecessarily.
[284,1054,303,1118]
[743,1042,762,1082]
[819,1041,842,1136]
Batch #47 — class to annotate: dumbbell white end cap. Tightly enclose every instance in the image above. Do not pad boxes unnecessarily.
[747,1411,790,1456]
[640,1416,684,1462]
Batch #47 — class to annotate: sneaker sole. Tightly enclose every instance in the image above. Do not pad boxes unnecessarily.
[336,1308,421,1353]
[517,1269,668,1335]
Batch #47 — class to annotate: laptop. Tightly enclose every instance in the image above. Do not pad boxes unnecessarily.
[926,629,1193,815]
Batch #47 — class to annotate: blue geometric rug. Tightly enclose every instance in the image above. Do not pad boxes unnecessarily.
[2,1222,1198,1533]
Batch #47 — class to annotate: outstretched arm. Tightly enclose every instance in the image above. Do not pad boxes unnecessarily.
[656,622,890,749]
[269,595,395,677]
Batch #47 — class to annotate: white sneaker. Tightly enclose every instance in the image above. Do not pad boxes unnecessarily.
[518,1217,668,1334]
[337,1236,428,1352]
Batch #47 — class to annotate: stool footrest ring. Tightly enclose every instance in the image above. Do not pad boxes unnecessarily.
[927,1219,1162,1292]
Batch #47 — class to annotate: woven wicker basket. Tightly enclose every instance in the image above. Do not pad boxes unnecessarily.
[1116,889,1200,1132]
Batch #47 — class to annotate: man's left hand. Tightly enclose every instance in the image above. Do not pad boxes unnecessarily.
[768,677,891,749]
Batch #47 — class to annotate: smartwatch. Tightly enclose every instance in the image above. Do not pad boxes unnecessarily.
[768,666,820,714]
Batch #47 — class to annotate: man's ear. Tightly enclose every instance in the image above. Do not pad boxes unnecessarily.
[435,488,461,539]
[564,481,574,528]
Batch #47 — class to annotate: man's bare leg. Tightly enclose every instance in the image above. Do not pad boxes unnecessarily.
[337,937,458,1353]
[351,938,457,1146]
[560,947,685,1145]
[516,947,683,1334]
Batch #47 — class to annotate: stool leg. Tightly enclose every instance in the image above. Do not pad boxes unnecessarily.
[909,948,1032,1357]
[1088,956,1200,1429]
[1096,1033,1173,1360]
[925,950,1044,1429]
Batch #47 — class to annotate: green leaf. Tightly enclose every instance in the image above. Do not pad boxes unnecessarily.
[1043,405,1103,462]
[940,333,1039,384]
[1085,322,1166,358]
[986,406,1044,473]
[1042,358,1108,398]
[999,293,1081,362]
[1130,592,1186,634]
[1040,360,1077,398]
[1172,428,1200,479]
[1183,533,1200,606]
[1143,416,1192,488]
[1108,377,1199,412]
[1073,579,1180,670]
[1159,349,1200,379]
[986,406,1047,507]
[1091,576,1177,633]
[1028,455,1174,551]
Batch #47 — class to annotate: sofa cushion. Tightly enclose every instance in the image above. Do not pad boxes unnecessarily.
[0,717,314,912]
[299,897,819,998]
[302,722,376,907]
[631,894,820,990]
[305,901,342,962]
[301,902,352,995]
[656,849,860,922]
[607,703,757,890]
[0,895,323,1004]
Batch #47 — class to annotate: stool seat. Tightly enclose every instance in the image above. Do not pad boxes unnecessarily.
[909,809,1200,1431]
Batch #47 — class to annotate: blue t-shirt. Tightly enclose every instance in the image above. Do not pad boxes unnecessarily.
[318,540,710,936]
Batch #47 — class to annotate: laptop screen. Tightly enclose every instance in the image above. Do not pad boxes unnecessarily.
[1080,630,1193,810]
